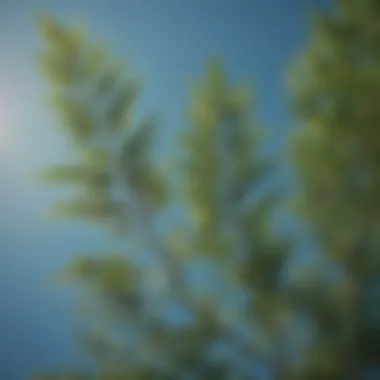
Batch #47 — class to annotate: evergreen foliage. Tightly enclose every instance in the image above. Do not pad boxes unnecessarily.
[34,1,380,378]
[289,0,380,378]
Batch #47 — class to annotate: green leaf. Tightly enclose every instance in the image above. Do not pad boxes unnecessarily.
[48,95,95,141]
[37,13,71,48]
[140,171,167,208]
[106,79,139,129]
[40,165,110,190]
[39,51,78,86]
[81,147,108,169]
[64,256,100,280]
[50,198,121,221]
[84,44,108,80]
[120,117,156,171]
[97,256,133,293]
[225,83,252,114]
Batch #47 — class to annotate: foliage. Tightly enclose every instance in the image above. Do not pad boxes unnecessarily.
[289,0,380,378]
[34,1,380,379]
[35,12,293,380]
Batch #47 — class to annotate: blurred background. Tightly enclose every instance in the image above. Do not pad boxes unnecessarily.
[0,1,335,379]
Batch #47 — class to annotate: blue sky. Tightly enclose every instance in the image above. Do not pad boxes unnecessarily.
[0,0,330,378]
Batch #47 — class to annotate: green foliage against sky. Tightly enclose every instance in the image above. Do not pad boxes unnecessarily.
[34,0,380,379]
[289,0,380,378]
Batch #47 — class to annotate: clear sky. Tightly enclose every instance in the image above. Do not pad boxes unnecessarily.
[0,0,330,378]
